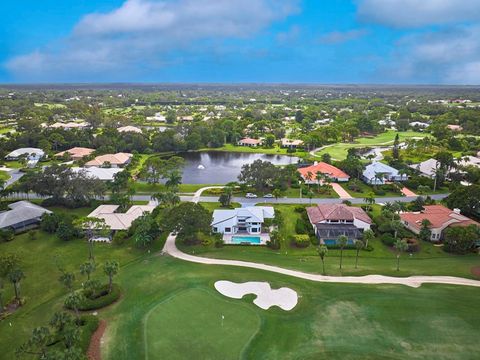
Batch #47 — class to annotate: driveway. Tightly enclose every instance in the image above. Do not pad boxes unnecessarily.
[330,183,353,199]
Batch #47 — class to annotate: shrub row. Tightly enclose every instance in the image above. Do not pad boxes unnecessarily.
[77,315,100,353]
[75,284,121,311]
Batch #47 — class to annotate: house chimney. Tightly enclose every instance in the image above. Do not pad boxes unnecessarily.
[314,161,318,165]
[453,208,461,214]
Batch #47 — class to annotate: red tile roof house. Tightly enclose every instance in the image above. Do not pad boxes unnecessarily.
[237,137,262,147]
[298,162,350,183]
[306,204,372,245]
[400,205,479,242]
[55,147,95,161]
[85,153,132,168]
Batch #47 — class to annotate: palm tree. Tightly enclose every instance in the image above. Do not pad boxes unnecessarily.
[362,229,375,248]
[272,188,282,202]
[306,171,314,188]
[165,170,182,190]
[103,260,119,293]
[394,239,409,271]
[64,292,85,323]
[79,261,96,281]
[337,235,348,270]
[8,267,25,303]
[364,193,375,212]
[58,271,75,293]
[317,245,328,275]
[354,239,364,269]
[315,171,324,192]
[391,220,404,239]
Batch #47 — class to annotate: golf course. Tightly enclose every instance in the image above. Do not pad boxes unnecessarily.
[1,229,480,360]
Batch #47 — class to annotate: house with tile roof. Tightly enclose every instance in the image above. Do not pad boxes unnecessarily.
[400,205,479,242]
[117,125,142,134]
[55,147,95,161]
[237,138,262,147]
[281,138,304,149]
[362,162,408,185]
[306,204,372,245]
[298,162,350,183]
[85,153,132,168]
[87,204,156,231]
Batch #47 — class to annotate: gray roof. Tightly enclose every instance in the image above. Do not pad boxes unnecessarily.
[0,201,51,229]
[6,148,45,159]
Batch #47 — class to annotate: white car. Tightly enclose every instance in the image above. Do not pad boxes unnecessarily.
[263,194,274,198]
[245,193,257,198]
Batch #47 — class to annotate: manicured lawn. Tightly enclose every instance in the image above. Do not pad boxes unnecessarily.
[206,144,308,158]
[316,131,427,160]
[0,170,10,181]
[144,288,260,359]
[1,220,480,359]
[133,182,219,194]
[339,182,401,198]
[179,204,480,279]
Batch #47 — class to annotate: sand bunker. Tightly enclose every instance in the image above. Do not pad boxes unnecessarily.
[214,280,298,311]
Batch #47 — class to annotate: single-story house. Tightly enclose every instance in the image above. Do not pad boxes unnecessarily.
[179,116,194,122]
[298,162,350,183]
[238,138,262,147]
[447,124,463,131]
[146,113,166,122]
[457,156,480,169]
[306,204,372,245]
[55,147,95,161]
[71,167,124,181]
[0,201,51,233]
[362,162,408,185]
[43,121,90,130]
[409,158,439,178]
[117,125,142,134]
[400,205,479,242]
[409,121,429,129]
[212,206,274,235]
[281,139,304,149]
[87,204,156,231]
[5,148,45,161]
[85,153,132,168]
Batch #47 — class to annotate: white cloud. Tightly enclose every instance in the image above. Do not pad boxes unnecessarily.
[357,0,480,28]
[386,26,480,84]
[5,0,299,81]
[318,29,368,44]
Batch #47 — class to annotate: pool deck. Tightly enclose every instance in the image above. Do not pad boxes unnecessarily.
[223,233,270,245]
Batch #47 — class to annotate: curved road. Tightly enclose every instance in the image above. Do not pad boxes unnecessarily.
[160,186,480,289]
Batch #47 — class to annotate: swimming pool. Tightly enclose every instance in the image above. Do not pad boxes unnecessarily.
[231,236,262,245]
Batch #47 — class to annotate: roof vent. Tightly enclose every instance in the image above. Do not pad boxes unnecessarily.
[453,208,461,214]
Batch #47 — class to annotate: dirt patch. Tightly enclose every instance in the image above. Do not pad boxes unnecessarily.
[88,319,106,360]
[471,266,480,278]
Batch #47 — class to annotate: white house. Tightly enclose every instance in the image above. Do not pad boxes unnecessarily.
[211,207,274,235]
[71,167,124,181]
[362,162,408,185]
[5,148,45,161]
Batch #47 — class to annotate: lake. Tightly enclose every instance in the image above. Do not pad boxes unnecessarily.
[179,151,301,184]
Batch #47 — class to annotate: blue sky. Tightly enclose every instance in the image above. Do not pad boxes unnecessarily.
[2,0,480,84]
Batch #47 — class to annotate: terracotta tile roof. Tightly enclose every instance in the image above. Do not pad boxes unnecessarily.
[306,204,372,224]
[400,205,479,231]
[85,152,132,167]
[239,137,262,145]
[55,147,95,158]
[298,162,350,180]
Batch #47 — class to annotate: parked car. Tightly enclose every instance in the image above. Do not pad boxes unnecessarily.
[263,193,274,198]
[245,193,257,198]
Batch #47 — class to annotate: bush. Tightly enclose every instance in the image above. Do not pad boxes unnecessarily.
[77,315,100,353]
[214,238,224,248]
[380,233,395,246]
[267,230,282,250]
[74,284,121,311]
[112,231,128,246]
[0,229,14,242]
[292,234,310,248]
[40,213,60,233]
[295,218,308,234]
[373,188,386,196]
[406,238,419,252]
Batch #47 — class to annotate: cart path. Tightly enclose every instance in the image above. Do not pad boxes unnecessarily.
[162,186,480,289]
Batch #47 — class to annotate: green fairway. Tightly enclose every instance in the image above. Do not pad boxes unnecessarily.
[316,130,427,160]
[1,205,480,360]
[144,288,260,360]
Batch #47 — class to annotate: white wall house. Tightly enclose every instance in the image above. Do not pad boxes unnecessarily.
[211,207,274,235]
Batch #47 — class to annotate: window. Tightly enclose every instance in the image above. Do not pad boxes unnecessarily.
[225,227,231,233]
[213,227,218,233]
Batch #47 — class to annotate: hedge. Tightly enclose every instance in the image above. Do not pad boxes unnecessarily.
[70,284,121,311]
[78,315,100,353]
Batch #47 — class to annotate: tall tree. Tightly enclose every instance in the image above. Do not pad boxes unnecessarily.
[79,261,96,281]
[103,260,119,293]
[317,245,328,275]
[394,239,408,271]
[354,239,364,269]
[337,235,348,270]
[8,267,25,303]
[362,229,375,248]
